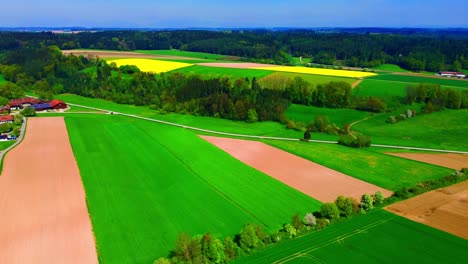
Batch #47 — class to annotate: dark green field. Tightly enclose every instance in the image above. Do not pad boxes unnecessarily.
[135,49,227,60]
[65,114,320,263]
[367,74,468,88]
[260,72,356,86]
[285,104,370,127]
[265,140,452,190]
[235,209,468,264]
[372,64,410,72]
[170,65,274,79]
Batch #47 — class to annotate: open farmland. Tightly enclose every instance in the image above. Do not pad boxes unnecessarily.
[264,140,452,191]
[135,49,228,60]
[386,153,468,170]
[386,180,468,239]
[253,65,377,78]
[367,74,468,88]
[170,65,274,79]
[259,72,356,88]
[107,58,191,73]
[235,209,468,264]
[0,117,97,264]
[202,136,392,202]
[62,49,201,60]
[65,114,321,263]
[354,109,468,150]
[372,64,411,72]
[285,104,370,127]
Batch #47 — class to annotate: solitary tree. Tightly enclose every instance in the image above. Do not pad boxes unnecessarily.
[360,194,374,212]
[373,191,385,206]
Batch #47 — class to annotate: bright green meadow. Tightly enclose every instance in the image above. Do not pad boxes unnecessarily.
[65,114,320,263]
[170,65,274,79]
[235,209,468,264]
[286,104,370,127]
[135,49,227,60]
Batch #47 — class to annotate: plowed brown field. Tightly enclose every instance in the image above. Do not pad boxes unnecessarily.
[385,180,468,239]
[386,153,468,170]
[201,136,392,202]
[0,117,98,264]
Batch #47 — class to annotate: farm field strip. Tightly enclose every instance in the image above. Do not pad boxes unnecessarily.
[385,180,468,239]
[62,49,201,60]
[201,135,393,202]
[385,153,468,170]
[107,58,192,73]
[170,65,274,79]
[235,209,468,264]
[66,114,320,262]
[0,117,97,264]
[196,62,280,68]
[367,73,468,88]
[253,65,377,78]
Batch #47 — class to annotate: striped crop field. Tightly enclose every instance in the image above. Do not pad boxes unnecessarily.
[107,58,192,73]
[253,66,377,78]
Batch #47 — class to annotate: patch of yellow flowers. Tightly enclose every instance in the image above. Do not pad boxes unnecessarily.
[254,66,377,78]
[108,59,192,73]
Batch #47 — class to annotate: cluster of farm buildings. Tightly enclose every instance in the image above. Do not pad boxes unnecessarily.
[437,71,466,78]
[0,98,68,141]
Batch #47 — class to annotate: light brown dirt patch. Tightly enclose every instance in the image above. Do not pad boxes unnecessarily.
[62,49,200,60]
[351,79,363,89]
[197,62,281,69]
[201,136,392,202]
[385,180,468,239]
[0,117,98,264]
[386,153,468,170]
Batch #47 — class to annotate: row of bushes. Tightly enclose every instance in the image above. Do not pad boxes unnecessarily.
[154,191,386,264]
[386,109,417,124]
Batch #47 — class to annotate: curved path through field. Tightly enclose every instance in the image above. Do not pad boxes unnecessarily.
[0,117,98,264]
[201,135,392,202]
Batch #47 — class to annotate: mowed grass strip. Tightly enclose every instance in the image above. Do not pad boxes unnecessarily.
[367,74,468,88]
[108,58,192,73]
[254,66,377,78]
[354,108,468,151]
[170,65,274,79]
[66,114,320,263]
[259,72,356,87]
[135,49,226,60]
[235,209,468,264]
[286,104,371,127]
[264,140,452,191]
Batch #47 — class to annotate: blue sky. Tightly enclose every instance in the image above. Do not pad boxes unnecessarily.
[2,0,467,28]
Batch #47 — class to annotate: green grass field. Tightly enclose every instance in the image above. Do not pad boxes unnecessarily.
[0,74,6,84]
[367,74,468,88]
[135,49,227,60]
[170,65,274,79]
[354,108,468,150]
[259,72,356,87]
[0,141,15,151]
[65,114,320,263]
[372,64,410,73]
[235,209,468,263]
[286,104,370,127]
[265,140,452,190]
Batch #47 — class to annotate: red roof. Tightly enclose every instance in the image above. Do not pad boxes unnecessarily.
[9,98,42,107]
[440,71,464,75]
[49,99,67,107]
[0,115,14,122]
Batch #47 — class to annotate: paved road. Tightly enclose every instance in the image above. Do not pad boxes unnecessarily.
[0,117,27,163]
[61,101,468,155]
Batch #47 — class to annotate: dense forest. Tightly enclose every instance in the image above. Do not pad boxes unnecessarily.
[0,30,467,71]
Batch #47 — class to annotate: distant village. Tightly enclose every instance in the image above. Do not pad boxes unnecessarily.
[0,98,68,141]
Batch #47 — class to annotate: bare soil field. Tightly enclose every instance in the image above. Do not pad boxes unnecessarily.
[196,62,280,69]
[385,180,468,239]
[386,153,468,170]
[351,79,363,89]
[62,49,200,60]
[201,136,392,202]
[0,117,98,264]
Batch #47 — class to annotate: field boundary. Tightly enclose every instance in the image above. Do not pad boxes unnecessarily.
[28,96,468,154]
[0,117,27,173]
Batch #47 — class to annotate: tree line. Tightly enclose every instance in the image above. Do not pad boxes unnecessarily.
[0,30,467,71]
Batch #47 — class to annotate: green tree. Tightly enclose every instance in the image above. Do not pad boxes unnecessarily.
[373,191,385,206]
[303,130,311,140]
[283,224,297,238]
[360,194,374,212]
[239,223,261,253]
[335,196,355,218]
[14,114,23,125]
[153,258,172,264]
[223,236,239,261]
[21,106,36,117]
[246,108,258,123]
[320,203,340,221]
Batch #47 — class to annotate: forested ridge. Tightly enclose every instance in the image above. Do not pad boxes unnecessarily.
[0,30,467,71]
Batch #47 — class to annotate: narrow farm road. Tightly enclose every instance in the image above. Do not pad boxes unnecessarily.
[58,100,468,155]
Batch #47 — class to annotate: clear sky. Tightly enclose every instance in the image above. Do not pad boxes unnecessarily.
[1,0,467,28]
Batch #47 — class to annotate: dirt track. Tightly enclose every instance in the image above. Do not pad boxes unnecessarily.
[201,136,392,202]
[197,62,280,69]
[385,180,468,239]
[62,49,200,60]
[386,153,468,170]
[0,117,98,263]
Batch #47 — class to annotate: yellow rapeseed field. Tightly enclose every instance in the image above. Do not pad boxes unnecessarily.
[253,66,377,78]
[108,59,192,73]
